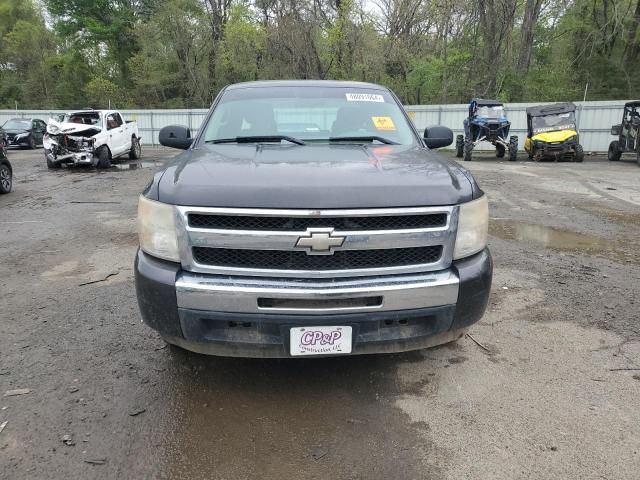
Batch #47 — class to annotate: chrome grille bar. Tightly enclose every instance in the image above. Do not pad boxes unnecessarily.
[175,206,458,278]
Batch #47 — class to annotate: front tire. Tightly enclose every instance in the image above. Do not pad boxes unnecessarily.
[96,146,111,169]
[608,141,621,161]
[496,144,505,158]
[0,164,12,193]
[129,137,141,160]
[508,136,518,162]
[463,139,473,161]
[455,135,464,158]
[574,144,584,162]
[46,151,61,169]
[28,136,36,150]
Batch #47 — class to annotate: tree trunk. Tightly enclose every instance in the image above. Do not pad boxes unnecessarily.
[203,0,231,89]
[516,0,543,76]
[624,0,640,61]
[477,0,517,96]
[442,15,449,103]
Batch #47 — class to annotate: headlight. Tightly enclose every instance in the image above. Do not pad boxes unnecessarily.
[47,125,59,134]
[16,133,28,139]
[137,195,179,262]
[453,195,488,260]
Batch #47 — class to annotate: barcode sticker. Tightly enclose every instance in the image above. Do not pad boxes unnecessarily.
[346,93,385,102]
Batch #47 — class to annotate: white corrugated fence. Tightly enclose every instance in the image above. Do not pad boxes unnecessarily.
[0,100,628,152]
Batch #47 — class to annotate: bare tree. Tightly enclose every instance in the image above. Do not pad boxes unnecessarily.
[201,0,232,87]
[516,0,545,76]
[624,0,640,61]
[476,0,517,95]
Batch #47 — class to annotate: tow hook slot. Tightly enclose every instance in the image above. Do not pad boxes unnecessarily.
[257,296,383,311]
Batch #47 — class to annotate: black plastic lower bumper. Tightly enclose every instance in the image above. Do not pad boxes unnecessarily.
[534,140,577,156]
[134,249,493,357]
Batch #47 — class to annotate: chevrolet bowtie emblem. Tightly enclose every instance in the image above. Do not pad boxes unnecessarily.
[295,228,345,255]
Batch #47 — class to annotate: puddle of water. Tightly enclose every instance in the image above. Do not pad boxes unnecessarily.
[159,352,442,480]
[490,219,639,265]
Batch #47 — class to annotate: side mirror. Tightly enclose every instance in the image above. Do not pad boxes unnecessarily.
[423,126,453,149]
[159,125,193,150]
[611,124,621,136]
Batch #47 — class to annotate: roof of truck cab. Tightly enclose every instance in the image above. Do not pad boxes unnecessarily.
[225,80,388,90]
[526,102,576,117]
[471,98,504,107]
[624,100,640,107]
[68,110,102,115]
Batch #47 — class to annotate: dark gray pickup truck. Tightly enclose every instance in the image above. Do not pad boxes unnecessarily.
[135,80,492,357]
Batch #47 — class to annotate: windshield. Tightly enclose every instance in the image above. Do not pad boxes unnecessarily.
[531,112,576,133]
[202,86,417,145]
[476,106,505,118]
[3,119,31,130]
[64,112,101,126]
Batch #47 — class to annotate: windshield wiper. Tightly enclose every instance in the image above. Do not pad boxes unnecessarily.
[328,136,398,145]
[207,135,305,145]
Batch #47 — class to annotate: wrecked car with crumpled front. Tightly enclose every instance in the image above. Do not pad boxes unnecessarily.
[44,109,142,169]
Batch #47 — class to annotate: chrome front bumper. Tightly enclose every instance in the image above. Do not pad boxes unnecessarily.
[135,249,492,357]
[46,149,94,165]
[176,269,460,315]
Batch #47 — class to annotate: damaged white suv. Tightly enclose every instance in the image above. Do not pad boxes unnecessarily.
[44,110,142,169]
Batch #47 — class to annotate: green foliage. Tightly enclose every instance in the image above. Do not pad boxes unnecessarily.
[217,5,266,86]
[127,0,212,107]
[407,57,444,104]
[84,77,132,109]
[1,13,57,108]
[0,0,39,38]
[2,0,640,109]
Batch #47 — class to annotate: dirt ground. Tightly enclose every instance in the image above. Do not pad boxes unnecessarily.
[1,147,639,480]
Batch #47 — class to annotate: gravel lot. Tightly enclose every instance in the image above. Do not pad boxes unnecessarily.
[1,148,639,480]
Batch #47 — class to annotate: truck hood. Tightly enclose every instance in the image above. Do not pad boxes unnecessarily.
[46,120,101,137]
[156,143,477,208]
[531,129,578,143]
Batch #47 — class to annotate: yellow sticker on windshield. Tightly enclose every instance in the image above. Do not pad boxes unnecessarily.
[371,116,396,131]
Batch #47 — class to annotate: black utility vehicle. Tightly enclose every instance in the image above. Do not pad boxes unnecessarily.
[608,101,640,165]
[0,130,12,194]
[1,118,47,149]
[135,80,492,358]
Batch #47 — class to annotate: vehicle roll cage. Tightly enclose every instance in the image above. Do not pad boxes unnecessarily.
[526,102,576,119]
[526,103,577,136]
[468,98,504,118]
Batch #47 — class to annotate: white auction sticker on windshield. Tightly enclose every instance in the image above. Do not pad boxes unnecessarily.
[346,93,385,102]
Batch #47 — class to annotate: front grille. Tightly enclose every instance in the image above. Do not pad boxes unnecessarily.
[192,246,443,271]
[188,213,447,231]
[487,123,501,135]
